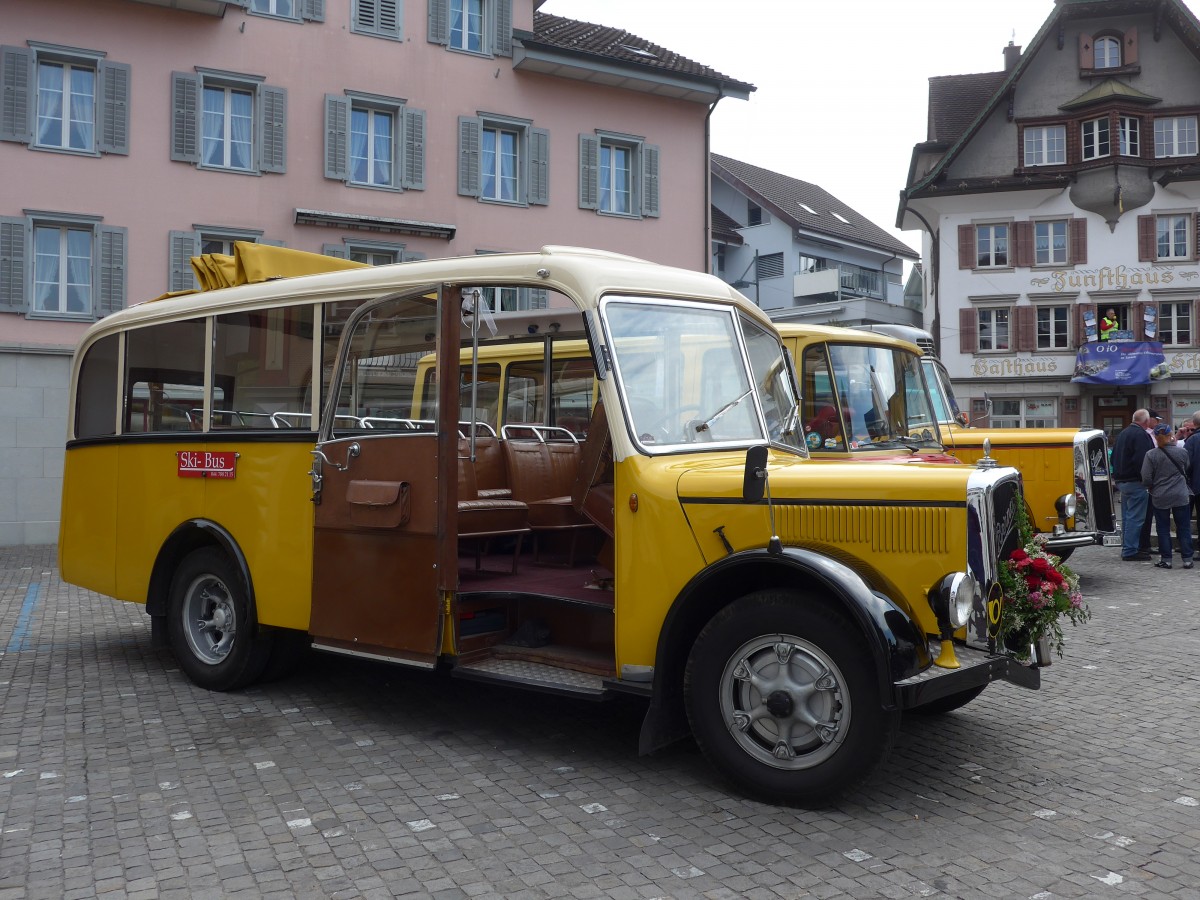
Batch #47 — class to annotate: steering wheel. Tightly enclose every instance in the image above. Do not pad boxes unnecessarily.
[627,399,704,444]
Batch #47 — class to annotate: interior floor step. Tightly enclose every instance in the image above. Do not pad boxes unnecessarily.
[451,656,608,697]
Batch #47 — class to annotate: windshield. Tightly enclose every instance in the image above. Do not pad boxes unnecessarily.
[603,298,802,453]
[800,343,941,452]
[921,357,963,425]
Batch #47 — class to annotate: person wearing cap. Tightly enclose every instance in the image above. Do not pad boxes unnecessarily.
[1141,423,1193,569]
[1112,409,1156,560]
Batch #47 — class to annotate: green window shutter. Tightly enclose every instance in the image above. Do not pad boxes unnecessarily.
[0,46,33,144]
[529,288,548,310]
[641,143,660,218]
[98,60,131,156]
[302,0,325,21]
[168,230,200,292]
[529,127,549,206]
[96,225,127,318]
[493,0,513,57]
[324,94,349,181]
[259,84,287,173]
[0,217,29,313]
[458,116,481,197]
[403,106,426,190]
[428,0,449,45]
[322,243,348,259]
[170,72,200,163]
[402,250,426,261]
[578,134,599,210]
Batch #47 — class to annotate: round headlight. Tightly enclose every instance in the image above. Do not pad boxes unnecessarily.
[947,572,978,629]
[1055,493,1077,519]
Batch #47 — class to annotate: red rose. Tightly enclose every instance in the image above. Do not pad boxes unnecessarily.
[1011,549,1029,562]
[1032,558,1053,574]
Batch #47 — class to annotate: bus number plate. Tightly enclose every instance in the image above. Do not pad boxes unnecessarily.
[177,451,237,479]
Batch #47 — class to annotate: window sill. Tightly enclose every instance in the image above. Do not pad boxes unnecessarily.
[973,266,1015,274]
[196,164,262,177]
[347,180,403,194]
[30,144,101,159]
[27,311,94,323]
[1079,64,1140,78]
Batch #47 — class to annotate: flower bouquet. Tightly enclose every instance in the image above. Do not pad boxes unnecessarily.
[997,506,1089,661]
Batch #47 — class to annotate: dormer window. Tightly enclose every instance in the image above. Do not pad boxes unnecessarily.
[1094,36,1121,69]
[1078,29,1138,73]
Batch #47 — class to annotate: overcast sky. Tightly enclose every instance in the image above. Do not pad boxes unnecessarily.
[540,0,1072,253]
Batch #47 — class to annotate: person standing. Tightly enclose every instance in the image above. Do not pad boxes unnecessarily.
[1141,423,1193,569]
[1100,308,1119,340]
[1186,411,1200,527]
[1112,408,1155,560]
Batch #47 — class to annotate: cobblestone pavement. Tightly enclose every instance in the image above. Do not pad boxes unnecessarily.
[1,543,1198,900]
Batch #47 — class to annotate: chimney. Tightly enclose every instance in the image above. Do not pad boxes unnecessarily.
[1004,41,1021,71]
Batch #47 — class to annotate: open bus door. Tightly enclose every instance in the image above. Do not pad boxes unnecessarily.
[307,286,459,666]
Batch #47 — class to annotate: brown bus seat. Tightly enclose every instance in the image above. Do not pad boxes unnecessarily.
[503,438,593,564]
[458,440,529,573]
[468,435,511,499]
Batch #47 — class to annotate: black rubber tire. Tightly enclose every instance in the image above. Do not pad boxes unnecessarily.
[684,589,899,807]
[166,548,274,691]
[908,684,987,716]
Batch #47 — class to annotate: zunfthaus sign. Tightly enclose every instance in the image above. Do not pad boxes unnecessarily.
[1031,265,1200,292]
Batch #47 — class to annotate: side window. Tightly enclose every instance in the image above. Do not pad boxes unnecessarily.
[75,333,120,439]
[459,362,501,430]
[457,115,548,205]
[211,306,315,430]
[801,345,844,449]
[427,0,513,57]
[331,293,438,430]
[0,44,130,156]
[578,132,660,219]
[0,213,126,321]
[124,320,208,433]
[170,71,287,175]
[324,93,425,191]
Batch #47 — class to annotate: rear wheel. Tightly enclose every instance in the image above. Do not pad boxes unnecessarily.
[167,548,273,691]
[684,589,898,807]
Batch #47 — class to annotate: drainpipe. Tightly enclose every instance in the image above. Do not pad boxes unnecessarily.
[705,87,726,274]
[898,196,940,354]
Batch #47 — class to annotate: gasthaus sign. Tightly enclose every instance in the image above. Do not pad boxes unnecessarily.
[176,451,238,479]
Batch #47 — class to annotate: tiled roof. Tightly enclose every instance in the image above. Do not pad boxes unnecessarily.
[710,205,744,245]
[927,71,1008,144]
[529,12,755,94]
[712,154,918,259]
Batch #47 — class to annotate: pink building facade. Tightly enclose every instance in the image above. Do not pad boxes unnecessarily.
[0,0,752,543]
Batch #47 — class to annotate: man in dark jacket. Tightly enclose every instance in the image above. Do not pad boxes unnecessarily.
[1112,408,1156,560]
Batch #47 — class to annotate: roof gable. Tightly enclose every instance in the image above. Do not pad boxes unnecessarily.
[905,0,1200,198]
[712,154,918,259]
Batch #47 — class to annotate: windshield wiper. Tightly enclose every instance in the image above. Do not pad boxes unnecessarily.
[695,389,753,434]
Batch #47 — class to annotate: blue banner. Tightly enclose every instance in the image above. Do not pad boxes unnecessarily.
[1071,341,1169,385]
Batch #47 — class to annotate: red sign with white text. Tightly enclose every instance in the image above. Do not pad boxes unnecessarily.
[177,450,237,479]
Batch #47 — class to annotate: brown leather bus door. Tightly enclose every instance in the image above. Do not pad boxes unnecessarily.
[309,433,442,664]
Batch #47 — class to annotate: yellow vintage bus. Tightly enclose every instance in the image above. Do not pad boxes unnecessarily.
[849,324,1117,560]
[61,243,1043,806]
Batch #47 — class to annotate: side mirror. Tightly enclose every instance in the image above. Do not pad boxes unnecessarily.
[742,444,768,502]
[956,411,970,427]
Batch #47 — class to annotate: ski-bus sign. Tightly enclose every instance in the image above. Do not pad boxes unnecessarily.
[176,450,238,479]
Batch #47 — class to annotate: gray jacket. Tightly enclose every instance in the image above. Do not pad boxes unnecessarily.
[1141,443,1192,509]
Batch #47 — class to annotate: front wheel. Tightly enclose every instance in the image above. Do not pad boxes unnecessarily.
[684,590,898,807]
[167,548,274,691]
